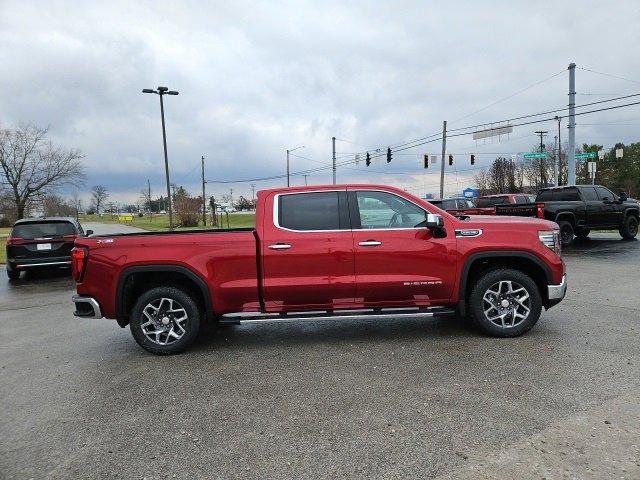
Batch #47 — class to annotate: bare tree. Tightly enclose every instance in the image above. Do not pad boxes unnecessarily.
[0,124,85,219]
[91,185,109,214]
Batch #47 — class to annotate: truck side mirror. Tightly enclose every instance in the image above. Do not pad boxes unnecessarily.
[85,230,94,236]
[425,214,444,228]
[619,191,628,202]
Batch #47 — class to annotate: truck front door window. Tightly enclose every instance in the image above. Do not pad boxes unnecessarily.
[355,191,426,229]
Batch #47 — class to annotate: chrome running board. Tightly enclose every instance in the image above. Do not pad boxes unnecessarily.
[219,306,455,325]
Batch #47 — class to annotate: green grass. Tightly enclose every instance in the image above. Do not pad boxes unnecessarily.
[0,237,6,264]
[78,213,255,231]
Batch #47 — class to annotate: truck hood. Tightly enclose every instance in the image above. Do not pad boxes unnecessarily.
[461,215,557,230]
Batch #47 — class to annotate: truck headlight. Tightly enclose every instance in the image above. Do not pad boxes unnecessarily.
[538,230,561,256]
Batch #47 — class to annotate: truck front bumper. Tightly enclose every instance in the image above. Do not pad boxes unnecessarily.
[547,274,567,307]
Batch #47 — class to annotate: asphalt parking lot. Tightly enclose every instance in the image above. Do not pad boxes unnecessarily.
[1,229,639,479]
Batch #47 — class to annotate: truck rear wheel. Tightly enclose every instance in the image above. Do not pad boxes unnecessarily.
[468,268,542,337]
[129,286,202,355]
[558,221,574,247]
[575,228,590,239]
[620,215,638,240]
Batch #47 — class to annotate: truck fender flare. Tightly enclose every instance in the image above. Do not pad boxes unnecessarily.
[554,211,576,225]
[457,251,553,316]
[115,265,214,325]
[623,207,639,221]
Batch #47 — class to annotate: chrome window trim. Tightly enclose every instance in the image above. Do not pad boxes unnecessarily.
[273,188,442,233]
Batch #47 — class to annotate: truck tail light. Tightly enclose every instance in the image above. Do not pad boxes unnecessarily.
[71,247,88,282]
[538,230,561,256]
[536,203,545,218]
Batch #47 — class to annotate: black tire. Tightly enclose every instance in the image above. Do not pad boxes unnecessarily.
[7,269,20,280]
[575,228,590,239]
[468,268,542,338]
[620,215,639,240]
[129,286,202,355]
[558,220,574,247]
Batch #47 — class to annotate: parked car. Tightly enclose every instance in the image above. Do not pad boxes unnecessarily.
[72,184,566,355]
[494,185,639,246]
[6,217,90,280]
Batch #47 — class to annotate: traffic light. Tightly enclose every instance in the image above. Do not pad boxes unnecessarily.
[470,154,475,165]
[448,154,453,166]
[423,154,429,169]
[366,152,371,166]
[387,147,392,163]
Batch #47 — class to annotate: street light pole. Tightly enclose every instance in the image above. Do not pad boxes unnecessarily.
[143,86,179,231]
[285,145,304,187]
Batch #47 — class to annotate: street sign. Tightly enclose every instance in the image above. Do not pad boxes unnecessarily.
[588,162,597,174]
[523,152,547,159]
[616,148,624,158]
[598,150,605,160]
[472,125,513,140]
[575,152,597,159]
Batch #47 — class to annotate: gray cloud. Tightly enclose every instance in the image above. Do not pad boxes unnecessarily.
[1,0,639,202]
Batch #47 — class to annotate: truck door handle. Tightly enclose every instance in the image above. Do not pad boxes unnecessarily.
[268,243,292,250]
[358,240,382,246]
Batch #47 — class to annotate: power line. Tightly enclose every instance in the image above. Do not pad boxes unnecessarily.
[578,67,640,85]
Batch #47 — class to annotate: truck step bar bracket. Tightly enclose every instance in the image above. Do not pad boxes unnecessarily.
[219,306,455,325]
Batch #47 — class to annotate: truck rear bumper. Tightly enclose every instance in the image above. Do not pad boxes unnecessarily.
[547,274,567,307]
[72,295,103,319]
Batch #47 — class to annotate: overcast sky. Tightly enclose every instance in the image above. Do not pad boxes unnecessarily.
[1,0,639,203]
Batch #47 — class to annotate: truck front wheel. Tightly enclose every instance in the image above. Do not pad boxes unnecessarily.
[129,287,202,355]
[620,215,638,240]
[468,268,542,338]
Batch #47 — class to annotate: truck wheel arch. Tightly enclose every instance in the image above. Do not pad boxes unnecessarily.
[457,252,552,316]
[115,265,214,327]
[554,212,576,225]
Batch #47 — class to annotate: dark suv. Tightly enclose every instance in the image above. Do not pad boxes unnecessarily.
[6,217,89,280]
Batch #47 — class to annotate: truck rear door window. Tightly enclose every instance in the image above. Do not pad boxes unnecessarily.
[514,195,530,204]
[558,188,580,201]
[278,192,342,231]
[477,197,507,207]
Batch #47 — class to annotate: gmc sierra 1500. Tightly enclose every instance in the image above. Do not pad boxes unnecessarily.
[71,184,566,355]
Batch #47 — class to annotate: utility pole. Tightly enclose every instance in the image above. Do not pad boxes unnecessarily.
[568,63,576,186]
[555,116,562,186]
[439,121,447,198]
[201,156,206,226]
[147,179,151,213]
[303,174,309,186]
[332,136,337,185]
[535,130,548,186]
[286,149,290,187]
[250,184,256,206]
[553,135,558,186]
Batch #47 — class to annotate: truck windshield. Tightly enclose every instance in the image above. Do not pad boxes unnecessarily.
[12,221,76,239]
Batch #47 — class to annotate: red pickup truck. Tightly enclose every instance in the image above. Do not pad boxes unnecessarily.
[71,184,566,355]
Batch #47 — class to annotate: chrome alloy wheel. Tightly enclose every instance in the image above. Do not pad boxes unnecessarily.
[140,297,188,345]
[482,280,531,328]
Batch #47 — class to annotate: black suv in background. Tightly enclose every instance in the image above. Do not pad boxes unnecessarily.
[497,185,639,246]
[5,217,90,280]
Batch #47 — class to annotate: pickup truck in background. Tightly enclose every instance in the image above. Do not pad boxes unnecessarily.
[494,185,639,246]
[71,184,566,355]
[438,193,538,216]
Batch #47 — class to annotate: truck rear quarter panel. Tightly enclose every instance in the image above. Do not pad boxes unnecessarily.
[76,231,259,319]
